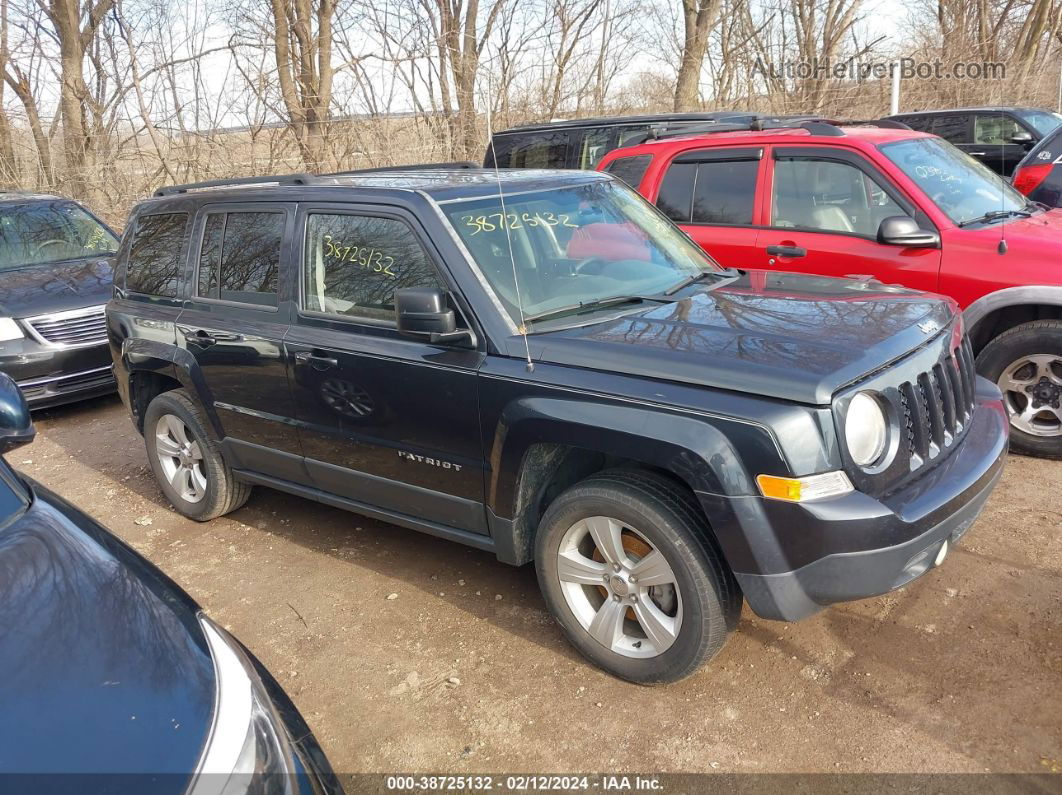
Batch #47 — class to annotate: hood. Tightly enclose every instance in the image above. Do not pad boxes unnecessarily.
[522,270,956,405]
[988,207,1062,255]
[0,257,114,318]
[0,478,213,787]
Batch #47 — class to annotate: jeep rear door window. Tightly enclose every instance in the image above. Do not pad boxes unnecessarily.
[442,179,719,327]
[302,213,442,322]
[771,157,907,236]
[879,136,1027,224]
[196,211,282,307]
[691,160,758,224]
[126,212,187,297]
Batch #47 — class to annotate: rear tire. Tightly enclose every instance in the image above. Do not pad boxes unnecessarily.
[143,389,252,520]
[976,319,1062,459]
[534,469,741,684]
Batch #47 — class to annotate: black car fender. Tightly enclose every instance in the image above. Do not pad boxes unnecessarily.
[485,394,782,564]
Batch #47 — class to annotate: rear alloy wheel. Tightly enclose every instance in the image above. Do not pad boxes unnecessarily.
[535,470,740,684]
[977,319,1062,459]
[154,414,208,503]
[143,389,252,520]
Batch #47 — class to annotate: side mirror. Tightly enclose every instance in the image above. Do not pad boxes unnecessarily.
[395,288,475,345]
[0,372,34,455]
[877,216,940,248]
[1010,131,1034,149]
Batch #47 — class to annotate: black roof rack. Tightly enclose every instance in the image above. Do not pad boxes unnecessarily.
[641,116,845,143]
[153,162,484,197]
[153,172,315,197]
[324,161,479,176]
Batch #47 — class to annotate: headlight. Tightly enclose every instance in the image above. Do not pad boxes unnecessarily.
[0,318,24,342]
[190,616,296,795]
[845,391,888,467]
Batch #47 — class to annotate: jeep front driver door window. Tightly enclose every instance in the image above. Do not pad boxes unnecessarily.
[285,208,487,534]
[763,149,941,293]
[653,147,762,267]
[178,204,304,480]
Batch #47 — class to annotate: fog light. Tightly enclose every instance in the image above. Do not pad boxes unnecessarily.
[934,540,949,567]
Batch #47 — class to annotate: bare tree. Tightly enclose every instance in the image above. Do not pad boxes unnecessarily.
[674,0,723,111]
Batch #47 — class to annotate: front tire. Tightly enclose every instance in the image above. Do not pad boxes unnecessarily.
[534,470,741,684]
[976,319,1062,459]
[143,389,252,520]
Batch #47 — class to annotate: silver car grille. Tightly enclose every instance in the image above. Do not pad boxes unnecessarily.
[24,305,108,348]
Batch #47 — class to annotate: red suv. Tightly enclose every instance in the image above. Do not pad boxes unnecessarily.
[598,121,1062,458]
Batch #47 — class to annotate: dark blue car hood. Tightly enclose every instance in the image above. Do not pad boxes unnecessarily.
[0,257,114,319]
[0,478,214,785]
[519,270,957,405]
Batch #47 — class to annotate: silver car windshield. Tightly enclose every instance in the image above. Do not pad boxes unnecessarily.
[879,137,1028,225]
[441,180,719,327]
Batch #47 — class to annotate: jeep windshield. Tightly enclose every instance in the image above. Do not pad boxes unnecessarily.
[440,179,722,328]
[879,137,1032,226]
[0,201,118,271]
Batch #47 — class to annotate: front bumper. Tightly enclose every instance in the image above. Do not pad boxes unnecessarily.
[704,376,1009,621]
[1,338,115,408]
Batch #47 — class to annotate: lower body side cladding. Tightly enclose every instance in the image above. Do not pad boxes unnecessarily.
[698,377,1009,622]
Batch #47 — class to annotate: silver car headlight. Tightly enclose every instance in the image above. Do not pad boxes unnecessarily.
[845,391,888,468]
[190,616,296,795]
[0,318,24,342]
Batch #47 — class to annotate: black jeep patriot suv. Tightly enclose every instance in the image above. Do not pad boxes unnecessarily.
[107,168,1008,683]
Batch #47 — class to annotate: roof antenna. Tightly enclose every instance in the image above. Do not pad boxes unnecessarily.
[998,108,1008,255]
[485,71,535,372]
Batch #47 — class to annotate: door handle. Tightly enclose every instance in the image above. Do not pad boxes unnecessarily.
[295,350,339,370]
[765,245,806,258]
[968,151,987,156]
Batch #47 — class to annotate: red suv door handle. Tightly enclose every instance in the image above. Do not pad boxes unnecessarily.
[765,245,806,258]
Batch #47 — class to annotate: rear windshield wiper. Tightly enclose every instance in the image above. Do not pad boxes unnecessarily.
[957,208,1033,227]
[524,294,670,325]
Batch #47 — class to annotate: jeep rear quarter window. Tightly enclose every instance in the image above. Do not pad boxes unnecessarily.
[125,212,188,297]
[302,213,442,322]
[603,155,652,188]
[196,211,282,307]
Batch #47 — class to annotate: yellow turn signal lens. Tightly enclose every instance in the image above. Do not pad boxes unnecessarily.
[756,471,853,502]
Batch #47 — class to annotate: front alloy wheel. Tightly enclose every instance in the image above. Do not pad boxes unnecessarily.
[535,470,740,684]
[558,516,682,658]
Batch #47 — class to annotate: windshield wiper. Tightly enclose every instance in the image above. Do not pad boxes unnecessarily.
[523,294,670,325]
[957,208,1033,228]
[664,269,734,296]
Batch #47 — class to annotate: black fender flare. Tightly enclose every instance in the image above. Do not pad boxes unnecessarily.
[486,395,782,565]
[120,338,222,436]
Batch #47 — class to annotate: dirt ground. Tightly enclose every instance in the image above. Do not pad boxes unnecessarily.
[16,393,1062,775]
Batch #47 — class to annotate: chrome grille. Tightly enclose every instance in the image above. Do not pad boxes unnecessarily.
[897,336,976,470]
[25,305,107,348]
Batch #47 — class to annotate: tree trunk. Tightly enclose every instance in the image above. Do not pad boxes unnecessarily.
[674,0,722,111]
